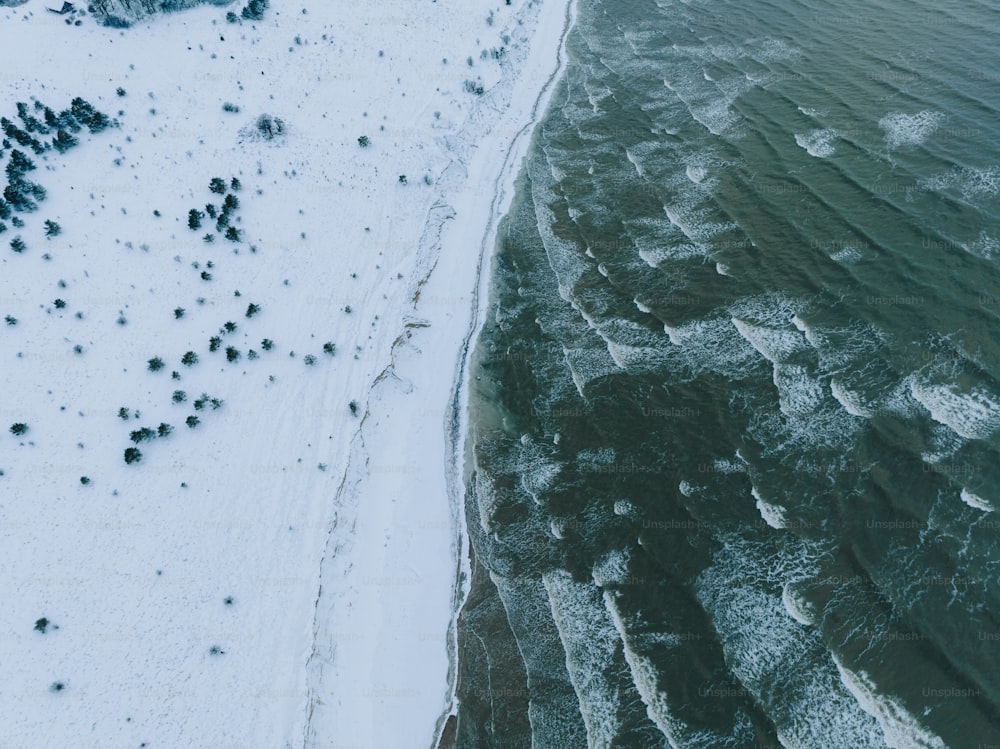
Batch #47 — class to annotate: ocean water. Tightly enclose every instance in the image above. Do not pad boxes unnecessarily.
[454,0,1000,746]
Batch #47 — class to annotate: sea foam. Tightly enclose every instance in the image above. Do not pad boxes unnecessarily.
[878,110,945,148]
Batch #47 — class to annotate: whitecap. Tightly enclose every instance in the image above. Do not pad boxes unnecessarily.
[960,488,994,513]
[753,486,787,529]
[961,231,1000,259]
[782,582,816,625]
[795,128,837,158]
[686,164,708,183]
[830,246,864,264]
[878,110,945,148]
[909,378,1000,440]
[921,166,1000,200]
[834,657,947,749]
[830,379,874,418]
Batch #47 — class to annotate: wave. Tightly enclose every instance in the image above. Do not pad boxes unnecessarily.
[959,488,995,513]
[795,128,838,158]
[908,378,1000,440]
[833,657,947,749]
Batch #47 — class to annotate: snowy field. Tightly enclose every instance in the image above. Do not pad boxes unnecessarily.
[0,0,574,747]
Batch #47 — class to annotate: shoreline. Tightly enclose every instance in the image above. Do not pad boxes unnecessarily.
[440,0,578,745]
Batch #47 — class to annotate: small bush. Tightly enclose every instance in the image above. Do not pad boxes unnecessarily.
[349,400,359,416]
[34,618,49,633]
[130,427,156,443]
[225,346,240,362]
[157,423,173,438]
[323,342,335,355]
[209,337,221,352]
[54,299,66,309]
[241,0,269,21]
[224,226,241,242]
[4,315,17,325]
[203,235,215,245]
[124,447,143,465]
[222,103,240,114]
[223,321,238,334]
[116,87,126,97]
[187,209,203,230]
[147,357,165,372]
[209,177,227,194]
[254,113,285,140]
[303,354,316,366]
[226,10,238,22]
[174,307,185,319]
[9,423,27,436]
[185,415,200,428]
[230,177,242,191]
[172,390,187,404]
[10,236,25,253]
[182,351,199,366]
[245,303,260,318]
[261,338,274,351]
[43,220,61,237]
[118,407,130,420]
[358,135,370,148]
[80,476,90,485]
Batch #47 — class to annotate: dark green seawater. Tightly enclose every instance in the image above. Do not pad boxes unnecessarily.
[454,0,1000,746]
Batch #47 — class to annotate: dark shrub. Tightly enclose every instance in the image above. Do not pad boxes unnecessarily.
[129,427,156,443]
[255,113,284,139]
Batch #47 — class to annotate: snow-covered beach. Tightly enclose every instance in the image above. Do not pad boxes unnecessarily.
[0,0,574,746]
